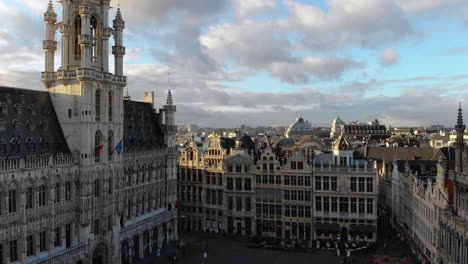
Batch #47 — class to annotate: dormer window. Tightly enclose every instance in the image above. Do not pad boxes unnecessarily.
[26,137,35,152]
[40,120,48,131]
[0,102,7,115]
[27,120,35,131]
[19,95,25,105]
[14,104,22,115]
[28,105,36,115]
[12,119,21,130]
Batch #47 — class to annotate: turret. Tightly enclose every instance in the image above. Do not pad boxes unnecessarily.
[455,103,465,172]
[163,89,176,148]
[43,1,57,73]
[112,8,125,76]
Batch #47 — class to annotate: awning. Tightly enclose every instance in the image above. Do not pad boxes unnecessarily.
[315,223,339,230]
[349,224,376,232]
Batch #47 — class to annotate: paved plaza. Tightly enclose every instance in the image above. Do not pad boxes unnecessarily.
[136,213,415,264]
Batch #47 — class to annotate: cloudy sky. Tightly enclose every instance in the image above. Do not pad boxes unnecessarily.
[1,0,468,128]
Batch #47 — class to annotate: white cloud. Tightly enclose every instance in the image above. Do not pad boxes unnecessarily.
[231,0,277,19]
[380,49,400,65]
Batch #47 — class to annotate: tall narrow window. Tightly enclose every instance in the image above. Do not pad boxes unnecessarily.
[54,182,60,204]
[74,16,82,60]
[90,16,97,61]
[108,130,113,161]
[39,183,46,207]
[95,130,102,162]
[10,240,17,262]
[108,91,113,121]
[95,90,101,121]
[54,227,61,247]
[26,235,34,256]
[8,183,16,213]
[39,231,46,252]
[26,187,33,209]
[65,181,71,201]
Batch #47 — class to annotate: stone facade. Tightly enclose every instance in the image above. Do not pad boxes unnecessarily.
[0,1,177,264]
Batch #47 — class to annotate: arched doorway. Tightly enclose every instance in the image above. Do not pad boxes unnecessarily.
[340,227,348,243]
[121,240,130,264]
[132,235,140,261]
[143,231,150,257]
[236,222,242,235]
[153,227,159,251]
[92,243,109,264]
[162,223,168,248]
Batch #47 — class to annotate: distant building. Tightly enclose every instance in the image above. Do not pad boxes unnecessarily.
[330,116,345,138]
[285,115,313,138]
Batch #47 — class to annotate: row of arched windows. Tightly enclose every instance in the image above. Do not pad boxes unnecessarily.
[0,177,73,216]
[94,130,114,162]
[95,90,113,122]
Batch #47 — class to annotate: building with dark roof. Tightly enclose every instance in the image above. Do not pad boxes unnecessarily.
[0,2,178,264]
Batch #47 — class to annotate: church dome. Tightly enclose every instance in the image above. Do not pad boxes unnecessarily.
[286,115,313,138]
[333,115,345,125]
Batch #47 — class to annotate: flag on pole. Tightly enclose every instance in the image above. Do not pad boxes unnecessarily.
[115,139,123,155]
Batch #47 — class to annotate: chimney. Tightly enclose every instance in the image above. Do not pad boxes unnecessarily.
[144,91,155,107]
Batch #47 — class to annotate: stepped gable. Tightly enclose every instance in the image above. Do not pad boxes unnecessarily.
[123,99,164,153]
[0,86,70,157]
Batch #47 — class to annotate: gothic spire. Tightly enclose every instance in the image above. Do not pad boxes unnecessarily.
[455,102,465,150]
[46,0,54,13]
[456,102,465,130]
[166,89,173,106]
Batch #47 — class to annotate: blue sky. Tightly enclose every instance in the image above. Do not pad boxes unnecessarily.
[0,0,468,127]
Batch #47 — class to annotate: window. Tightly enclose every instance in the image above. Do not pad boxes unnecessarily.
[227,178,233,190]
[291,161,296,169]
[367,198,373,214]
[236,164,242,172]
[323,176,329,191]
[315,176,321,190]
[65,181,71,201]
[298,161,303,170]
[39,231,47,252]
[218,190,223,205]
[350,177,357,192]
[236,197,242,211]
[331,197,338,212]
[359,178,365,192]
[54,182,60,203]
[367,178,373,192]
[275,175,281,184]
[228,197,233,210]
[227,164,233,172]
[94,179,101,197]
[339,198,349,213]
[93,219,99,235]
[331,177,337,191]
[95,130,102,162]
[26,235,34,256]
[291,190,297,201]
[351,198,357,213]
[285,205,290,217]
[108,130,114,161]
[10,240,17,262]
[291,176,297,186]
[90,16,98,61]
[235,178,242,191]
[284,175,290,185]
[26,187,33,209]
[359,198,365,213]
[65,224,71,247]
[74,16,81,59]
[206,175,210,185]
[323,197,330,212]
[315,196,322,211]
[54,227,61,247]
[284,190,290,200]
[305,176,311,186]
[246,198,251,211]
[305,191,311,201]
[95,90,101,121]
[244,178,251,191]
[8,187,16,213]
[39,184,46,206]
[305,206,311,218]
[108,91,113,121]
[298,176,304,186]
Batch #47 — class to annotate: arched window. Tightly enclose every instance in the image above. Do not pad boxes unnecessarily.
[38,179,47,207]
[108,130,114,161]
[95,90,101,121]
[7,182,17,213]
[263,163,267,171]
[90,16,98,61]
[269,163,274,171]
[25,179,34,210]
[95,130,102,162]
[94,179,100,197]
[54,176,61,204]
[108,91,113,121]
[74,16,82,60]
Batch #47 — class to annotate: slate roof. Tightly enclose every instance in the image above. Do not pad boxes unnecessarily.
[0,86,70,157]
[395,160,438,175]
[123,100,164,153]
[366,146,445,162]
